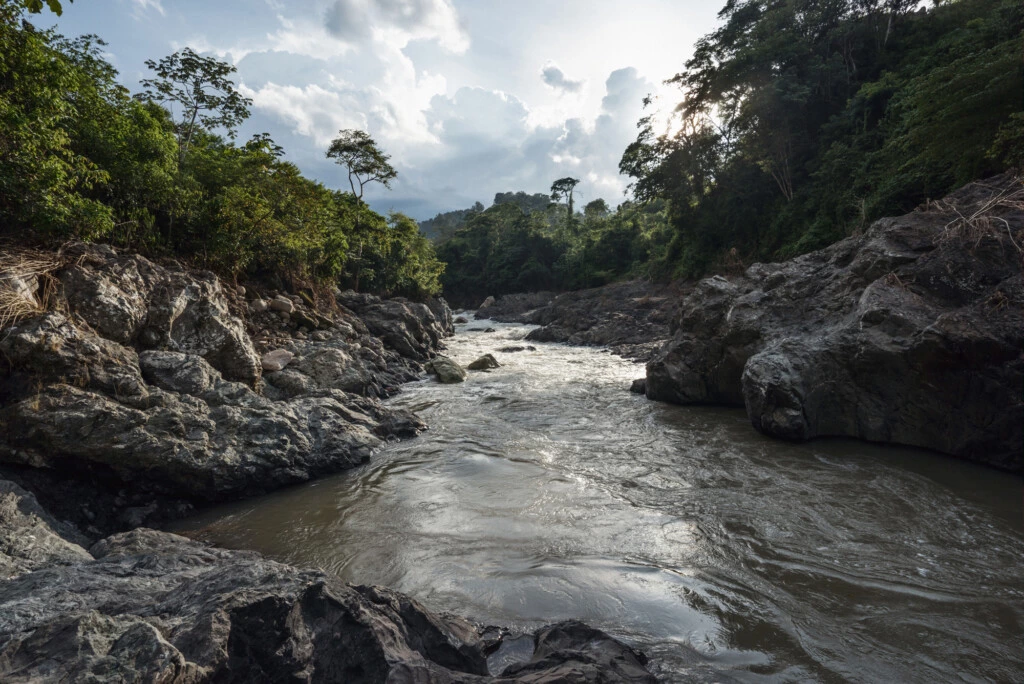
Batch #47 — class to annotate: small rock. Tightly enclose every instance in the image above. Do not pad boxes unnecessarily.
[261,349,295,372]
[498,345,536,353]
[467,354,501,371]
[454,316,469,324]
[425,356,467,383]
[479,296,495,309]
[270,296,295,314]
[237,286,246,297]
[630,378,647,394]
[250,299,269,314]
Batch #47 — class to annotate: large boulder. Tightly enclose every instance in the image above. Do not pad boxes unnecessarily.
[58,243,260,385]
[0,529,655,683]
[646,174,1024,472]
[338,292,452,362]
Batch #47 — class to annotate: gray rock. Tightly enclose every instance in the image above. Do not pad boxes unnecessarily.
[426,356,467,383]
[498,345,537,353]
[0,530,655,683]
[338,291,453,362]
[454,316,469,324]
[59,243,261,385]
[270,295,295,313]
[630,378,647,394]
[0,480,92,580]
[261,349,294,372]
[249,298,268,313]
[646,174,1024,472]
[467,354,501,371]
[479,295,496,309]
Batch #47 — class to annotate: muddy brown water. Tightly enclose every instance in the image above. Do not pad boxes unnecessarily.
[172,318,1024,682]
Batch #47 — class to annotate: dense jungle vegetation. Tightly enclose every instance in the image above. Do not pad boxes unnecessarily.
[2,0,1021,305]
[0,0,444,299]
[432,0,1023,300]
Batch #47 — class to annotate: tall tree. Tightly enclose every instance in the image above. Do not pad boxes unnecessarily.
[138,48,252,164]
[326,130,397,291]
[326,129,397,201]
[550,177,580,230]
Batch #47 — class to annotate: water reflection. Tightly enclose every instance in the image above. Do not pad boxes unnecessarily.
[173,318,1024,682]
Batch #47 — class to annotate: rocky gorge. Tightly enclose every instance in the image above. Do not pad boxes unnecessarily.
[0,243,657,682]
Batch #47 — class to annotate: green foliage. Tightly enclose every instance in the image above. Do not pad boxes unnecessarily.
[623,0,1024,276]
[326,129,397,199]
[20,0,67,15]
[434,190,673,304]
[138,48,252,162]
[0,5,443,300]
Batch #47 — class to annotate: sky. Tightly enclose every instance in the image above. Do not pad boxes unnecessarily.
[48,0,722,220]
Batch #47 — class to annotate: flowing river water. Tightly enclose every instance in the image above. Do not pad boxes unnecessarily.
[173,318,1024,682]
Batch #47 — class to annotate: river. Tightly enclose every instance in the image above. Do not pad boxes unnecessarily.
[172,317,1024,682]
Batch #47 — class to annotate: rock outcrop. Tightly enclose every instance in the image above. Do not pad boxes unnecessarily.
[0,244,446,532]
[426,356,468,383]
[0,528,655,683]
[646,174,1024,472]
[481,282,686,361]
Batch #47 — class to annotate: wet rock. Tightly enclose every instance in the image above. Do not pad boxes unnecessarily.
[0,530,655,683]
[647,174,1024,472]
[467,354,501,371]
[261,349,294,372]
[454,316,469,324]
[426,356,467,383]
[630,378,647,394]
[0,479,92,580]
[498,345,537,353]
[484,282,683,362]
[479,295,496,309]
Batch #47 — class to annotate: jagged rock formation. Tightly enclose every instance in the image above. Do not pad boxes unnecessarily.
[0,528,655,683]
[0,244,448,532]
[646,174,1024,472]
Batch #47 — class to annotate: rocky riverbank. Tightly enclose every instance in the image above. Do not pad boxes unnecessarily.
[475,281,686,361]
[645,173,1024,472]
[0,243,658,682]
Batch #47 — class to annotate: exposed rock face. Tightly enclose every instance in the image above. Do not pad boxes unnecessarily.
[647,174,1024,472]
[0,529,654,683]
[482,282,685,361]
[474,292,554,323]
[426,356,468,383]
[59,243,260,385]
[338,291,453,362]
[0,244,447,532]
[0,480,91,580]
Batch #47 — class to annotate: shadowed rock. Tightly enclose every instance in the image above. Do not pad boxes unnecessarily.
[646,174,1024,472]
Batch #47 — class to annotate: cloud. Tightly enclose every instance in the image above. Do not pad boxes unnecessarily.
[131,0,164,16]
[323,0,469,53]
[541,63,583,94]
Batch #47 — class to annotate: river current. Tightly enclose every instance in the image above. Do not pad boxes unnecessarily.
[174,318,1024,682]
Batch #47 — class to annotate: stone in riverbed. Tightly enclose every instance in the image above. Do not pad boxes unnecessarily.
[0,479,93,580]
[454,316,468,324]
[426,356,467,383]
[467,354,501,371]
[498,345,536,353]
[479,296,496,309]
[630,378,646,394]
[261,349,294,372]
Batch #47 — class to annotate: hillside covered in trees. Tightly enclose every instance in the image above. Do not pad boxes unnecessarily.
[434,0,1022,298]
[0,0,444,299]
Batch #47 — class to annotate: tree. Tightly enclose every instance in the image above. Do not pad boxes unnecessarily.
[138,48,252,163]
[326,129,397,201]
[20,0,67,14]
[550,177,580,230]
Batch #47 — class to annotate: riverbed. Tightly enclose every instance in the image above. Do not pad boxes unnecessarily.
[173,318,1024,682]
